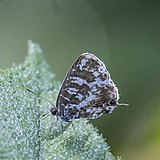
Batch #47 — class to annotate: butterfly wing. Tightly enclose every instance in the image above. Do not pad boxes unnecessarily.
[56,53,119,121]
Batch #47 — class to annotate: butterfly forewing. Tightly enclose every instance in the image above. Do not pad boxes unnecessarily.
[56,53,119,121]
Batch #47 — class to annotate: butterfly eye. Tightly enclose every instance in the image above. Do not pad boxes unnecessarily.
[50,108,57,115]
[109,99,117,106]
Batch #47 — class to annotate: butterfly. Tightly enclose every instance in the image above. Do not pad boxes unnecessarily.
[49,53,127,122]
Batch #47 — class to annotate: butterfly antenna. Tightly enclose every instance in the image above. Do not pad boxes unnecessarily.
[42,113,50,119]
[26,89,56,108]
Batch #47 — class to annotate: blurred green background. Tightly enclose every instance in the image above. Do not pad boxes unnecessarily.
[0,0,160,159]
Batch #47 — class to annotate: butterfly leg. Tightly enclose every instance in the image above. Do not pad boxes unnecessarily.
[61,120,64,137]
[60,120,77,135]
[49,121,56,132]
[71,121,77,134]
[49,116,59,132]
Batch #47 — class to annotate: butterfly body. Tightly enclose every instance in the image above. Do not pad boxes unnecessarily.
[50,53,120,122]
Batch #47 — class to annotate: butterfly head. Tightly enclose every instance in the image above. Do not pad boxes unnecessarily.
[50,107,58,116]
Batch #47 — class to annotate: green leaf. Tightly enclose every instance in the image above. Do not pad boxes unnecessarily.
[0,40,120,160]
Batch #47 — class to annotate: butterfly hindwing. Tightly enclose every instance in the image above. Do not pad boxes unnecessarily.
[56,53,119,121]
